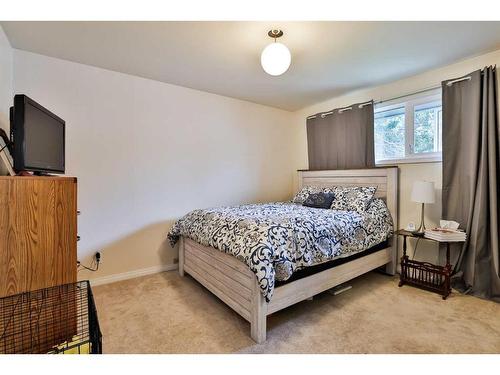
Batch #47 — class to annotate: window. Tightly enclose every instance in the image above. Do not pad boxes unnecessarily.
[374,89,442,164]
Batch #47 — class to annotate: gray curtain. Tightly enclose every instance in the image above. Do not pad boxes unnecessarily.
[307,101,375,170]
[442,66,500,302]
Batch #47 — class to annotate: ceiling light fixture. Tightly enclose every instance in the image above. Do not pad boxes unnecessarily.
[261,29,291,76]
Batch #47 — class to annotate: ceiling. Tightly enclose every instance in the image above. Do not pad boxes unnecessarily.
[3,21,500,111]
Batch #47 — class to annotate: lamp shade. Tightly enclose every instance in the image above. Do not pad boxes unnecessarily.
[411,180,435,204]
[261,42,291,76]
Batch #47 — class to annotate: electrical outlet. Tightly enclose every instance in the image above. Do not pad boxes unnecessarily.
[173,258,179,264]
[95,252,101,263]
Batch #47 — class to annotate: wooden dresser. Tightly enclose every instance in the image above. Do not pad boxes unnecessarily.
[0,176,77,297]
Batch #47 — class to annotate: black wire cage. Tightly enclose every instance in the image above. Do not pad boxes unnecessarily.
[0,280,102,354]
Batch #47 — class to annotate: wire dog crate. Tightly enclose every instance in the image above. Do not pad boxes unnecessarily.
[0,280,102,354]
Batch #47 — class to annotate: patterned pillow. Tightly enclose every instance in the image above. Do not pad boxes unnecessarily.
[330,186,377,212]
[292,186,335,204]
[302,192,336,209]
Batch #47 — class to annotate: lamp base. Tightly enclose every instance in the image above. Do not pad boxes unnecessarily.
[413,203,427,236]
[411,230,425,237]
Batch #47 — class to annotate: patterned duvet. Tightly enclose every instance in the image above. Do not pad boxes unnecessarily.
[167,199,393,301]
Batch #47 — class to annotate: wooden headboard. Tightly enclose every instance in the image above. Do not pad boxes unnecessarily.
[297,167,399,274]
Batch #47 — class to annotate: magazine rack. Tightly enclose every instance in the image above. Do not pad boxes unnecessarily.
[397,230,463,300]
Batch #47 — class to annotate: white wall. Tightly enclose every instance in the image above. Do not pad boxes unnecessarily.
[293,48,500,262]
[13,50,298,281]
[0,25,12,132]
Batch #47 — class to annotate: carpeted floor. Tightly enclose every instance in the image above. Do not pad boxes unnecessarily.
[92,270,500,354]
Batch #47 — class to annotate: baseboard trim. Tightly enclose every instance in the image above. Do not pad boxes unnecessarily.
[88,264,178,287]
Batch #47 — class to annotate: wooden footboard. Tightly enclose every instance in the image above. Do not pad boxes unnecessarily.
[180,237,392,343]
[180,237,262,324]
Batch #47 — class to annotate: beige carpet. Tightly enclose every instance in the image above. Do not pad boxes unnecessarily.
[92,271,500,354]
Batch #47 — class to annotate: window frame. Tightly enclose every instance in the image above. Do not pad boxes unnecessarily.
[374,89,442,166]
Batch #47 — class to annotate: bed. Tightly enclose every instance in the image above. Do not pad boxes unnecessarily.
[168,168,398,343]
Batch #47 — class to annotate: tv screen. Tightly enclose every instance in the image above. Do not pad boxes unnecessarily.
[11,95,65,174]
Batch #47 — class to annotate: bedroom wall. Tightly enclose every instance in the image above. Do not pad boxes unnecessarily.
[12,49,298,283]
[0,25,12,132]
[292,47,500,263]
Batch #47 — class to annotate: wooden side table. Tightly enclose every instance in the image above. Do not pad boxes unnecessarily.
[396,230,463,300]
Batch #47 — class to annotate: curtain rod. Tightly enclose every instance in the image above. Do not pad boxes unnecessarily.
[306,75,472,120]
[307,101,373,120]
[374,84,441,105]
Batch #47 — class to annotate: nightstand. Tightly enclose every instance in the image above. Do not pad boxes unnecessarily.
[396,229,464,300]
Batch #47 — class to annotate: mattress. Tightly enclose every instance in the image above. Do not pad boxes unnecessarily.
[167,198,393,301]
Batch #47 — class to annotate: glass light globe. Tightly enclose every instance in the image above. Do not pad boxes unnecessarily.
[260,42,291,76]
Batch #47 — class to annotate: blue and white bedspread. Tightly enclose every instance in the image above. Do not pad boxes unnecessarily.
[167,199,393,302]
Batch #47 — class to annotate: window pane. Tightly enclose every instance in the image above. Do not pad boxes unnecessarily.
[414,101,442,154]
[374,107,405,160]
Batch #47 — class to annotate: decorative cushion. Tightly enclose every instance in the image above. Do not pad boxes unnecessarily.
[330,186,377,212]
[292,186,335,204]
[302,192,336,209]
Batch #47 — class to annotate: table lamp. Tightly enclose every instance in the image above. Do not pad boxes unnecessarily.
[411,180,435,235]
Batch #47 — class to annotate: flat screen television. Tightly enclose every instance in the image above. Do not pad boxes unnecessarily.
[10,94,65,174]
